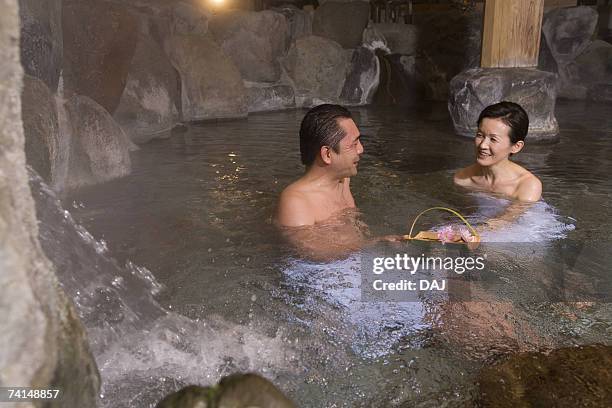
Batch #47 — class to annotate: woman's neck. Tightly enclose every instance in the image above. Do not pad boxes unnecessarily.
[478,159,514,184]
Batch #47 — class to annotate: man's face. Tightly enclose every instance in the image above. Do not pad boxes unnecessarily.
[329,118,364,178]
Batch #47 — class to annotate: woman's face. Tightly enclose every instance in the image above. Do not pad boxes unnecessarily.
[474,118,524,166]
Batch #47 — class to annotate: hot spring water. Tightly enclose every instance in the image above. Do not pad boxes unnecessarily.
[37,102,612,407]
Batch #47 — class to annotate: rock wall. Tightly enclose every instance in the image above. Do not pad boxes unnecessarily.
[0,1,100,407]
[18,0,62,92]
[62,0,139,114]
[540,6,612,102]
[312,1,370,49]
[19,0,392,192]
[113,32,180,144]
[166,34,248,121]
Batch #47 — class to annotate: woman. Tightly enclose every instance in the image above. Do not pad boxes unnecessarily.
[454,101,542,202]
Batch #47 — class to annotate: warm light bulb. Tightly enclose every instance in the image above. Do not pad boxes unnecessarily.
[211,0,224,5]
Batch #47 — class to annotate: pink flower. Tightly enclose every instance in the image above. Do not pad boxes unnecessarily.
[437,225,455,244]
[459,227,477,243]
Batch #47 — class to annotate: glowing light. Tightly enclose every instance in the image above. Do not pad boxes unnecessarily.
[210,0,224,6]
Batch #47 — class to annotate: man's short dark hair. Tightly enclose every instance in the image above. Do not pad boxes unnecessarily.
[477,101,529,144]
[299,104,353,166]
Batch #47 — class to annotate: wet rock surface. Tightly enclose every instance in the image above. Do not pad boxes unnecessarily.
[64,95,132,189]
[0,2,100,406]
[449,68,559,142]
[273,5,312,44]
[542,6,598,67]
[340,46,379,105]
[165,1,210,36]
[283,35,350,103]
[22,75,59,183]
[114,33,181,144]
[246,84,295,112]
[62,1,139,114]
[166,34,247,121]
[18,0,62,92]
[210,10,289,83]
[478,344,612,407]
[575,40,612,102]
[540,6,611,101]
[371,23,418,55]
[312,1,370,49]
[156,373,296,408]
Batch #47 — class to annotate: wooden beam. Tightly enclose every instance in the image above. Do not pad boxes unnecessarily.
[481,0,545,68]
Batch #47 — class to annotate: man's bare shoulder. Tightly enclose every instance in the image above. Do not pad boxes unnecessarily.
[454,164,478,187]
[516,172,542,202]
[276,182,316,227]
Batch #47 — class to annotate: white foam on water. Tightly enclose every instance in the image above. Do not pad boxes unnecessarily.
[283,253,429,359]
[464,193,575,243]
[96,313,298,407]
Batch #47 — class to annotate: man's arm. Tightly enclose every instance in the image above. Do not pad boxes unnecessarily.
[275,190,315,227]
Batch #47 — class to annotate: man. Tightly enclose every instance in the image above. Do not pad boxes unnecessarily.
[275,104,378,260]
[276,104,363,227]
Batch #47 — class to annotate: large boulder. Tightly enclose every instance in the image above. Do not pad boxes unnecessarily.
[62,1,139,113]
[478,345,612,407]
[541,6,599,99]
[209,10,289,83]
[246,84,295,112]
[575,40,612,84]
[145,0,211,48]
[166,35,247,121]
[283,35,350,103]
[272,5,312,44]
[114,34,181,144]
[156,373,295,408]
[1,2,100,407]
[64,95,132,190]
[371,23,418,55]
[575,40,612,102]
[22,75,59,183]
[340,47,379,105]
[448,68,559,143]
[166,1,210,36]
[312,1,370,49]
[18,0,62,92]
[542,6,598,67]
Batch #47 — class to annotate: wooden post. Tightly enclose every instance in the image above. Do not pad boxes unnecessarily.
[481,0,545,68]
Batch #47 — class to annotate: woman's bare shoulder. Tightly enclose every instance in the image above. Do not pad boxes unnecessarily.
[516,172,542,202]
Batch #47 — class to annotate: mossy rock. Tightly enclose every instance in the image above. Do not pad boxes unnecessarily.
[156,373,296,408]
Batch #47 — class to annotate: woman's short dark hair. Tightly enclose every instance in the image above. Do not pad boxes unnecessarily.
[299,104,353,166]
[477,101,529,144]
